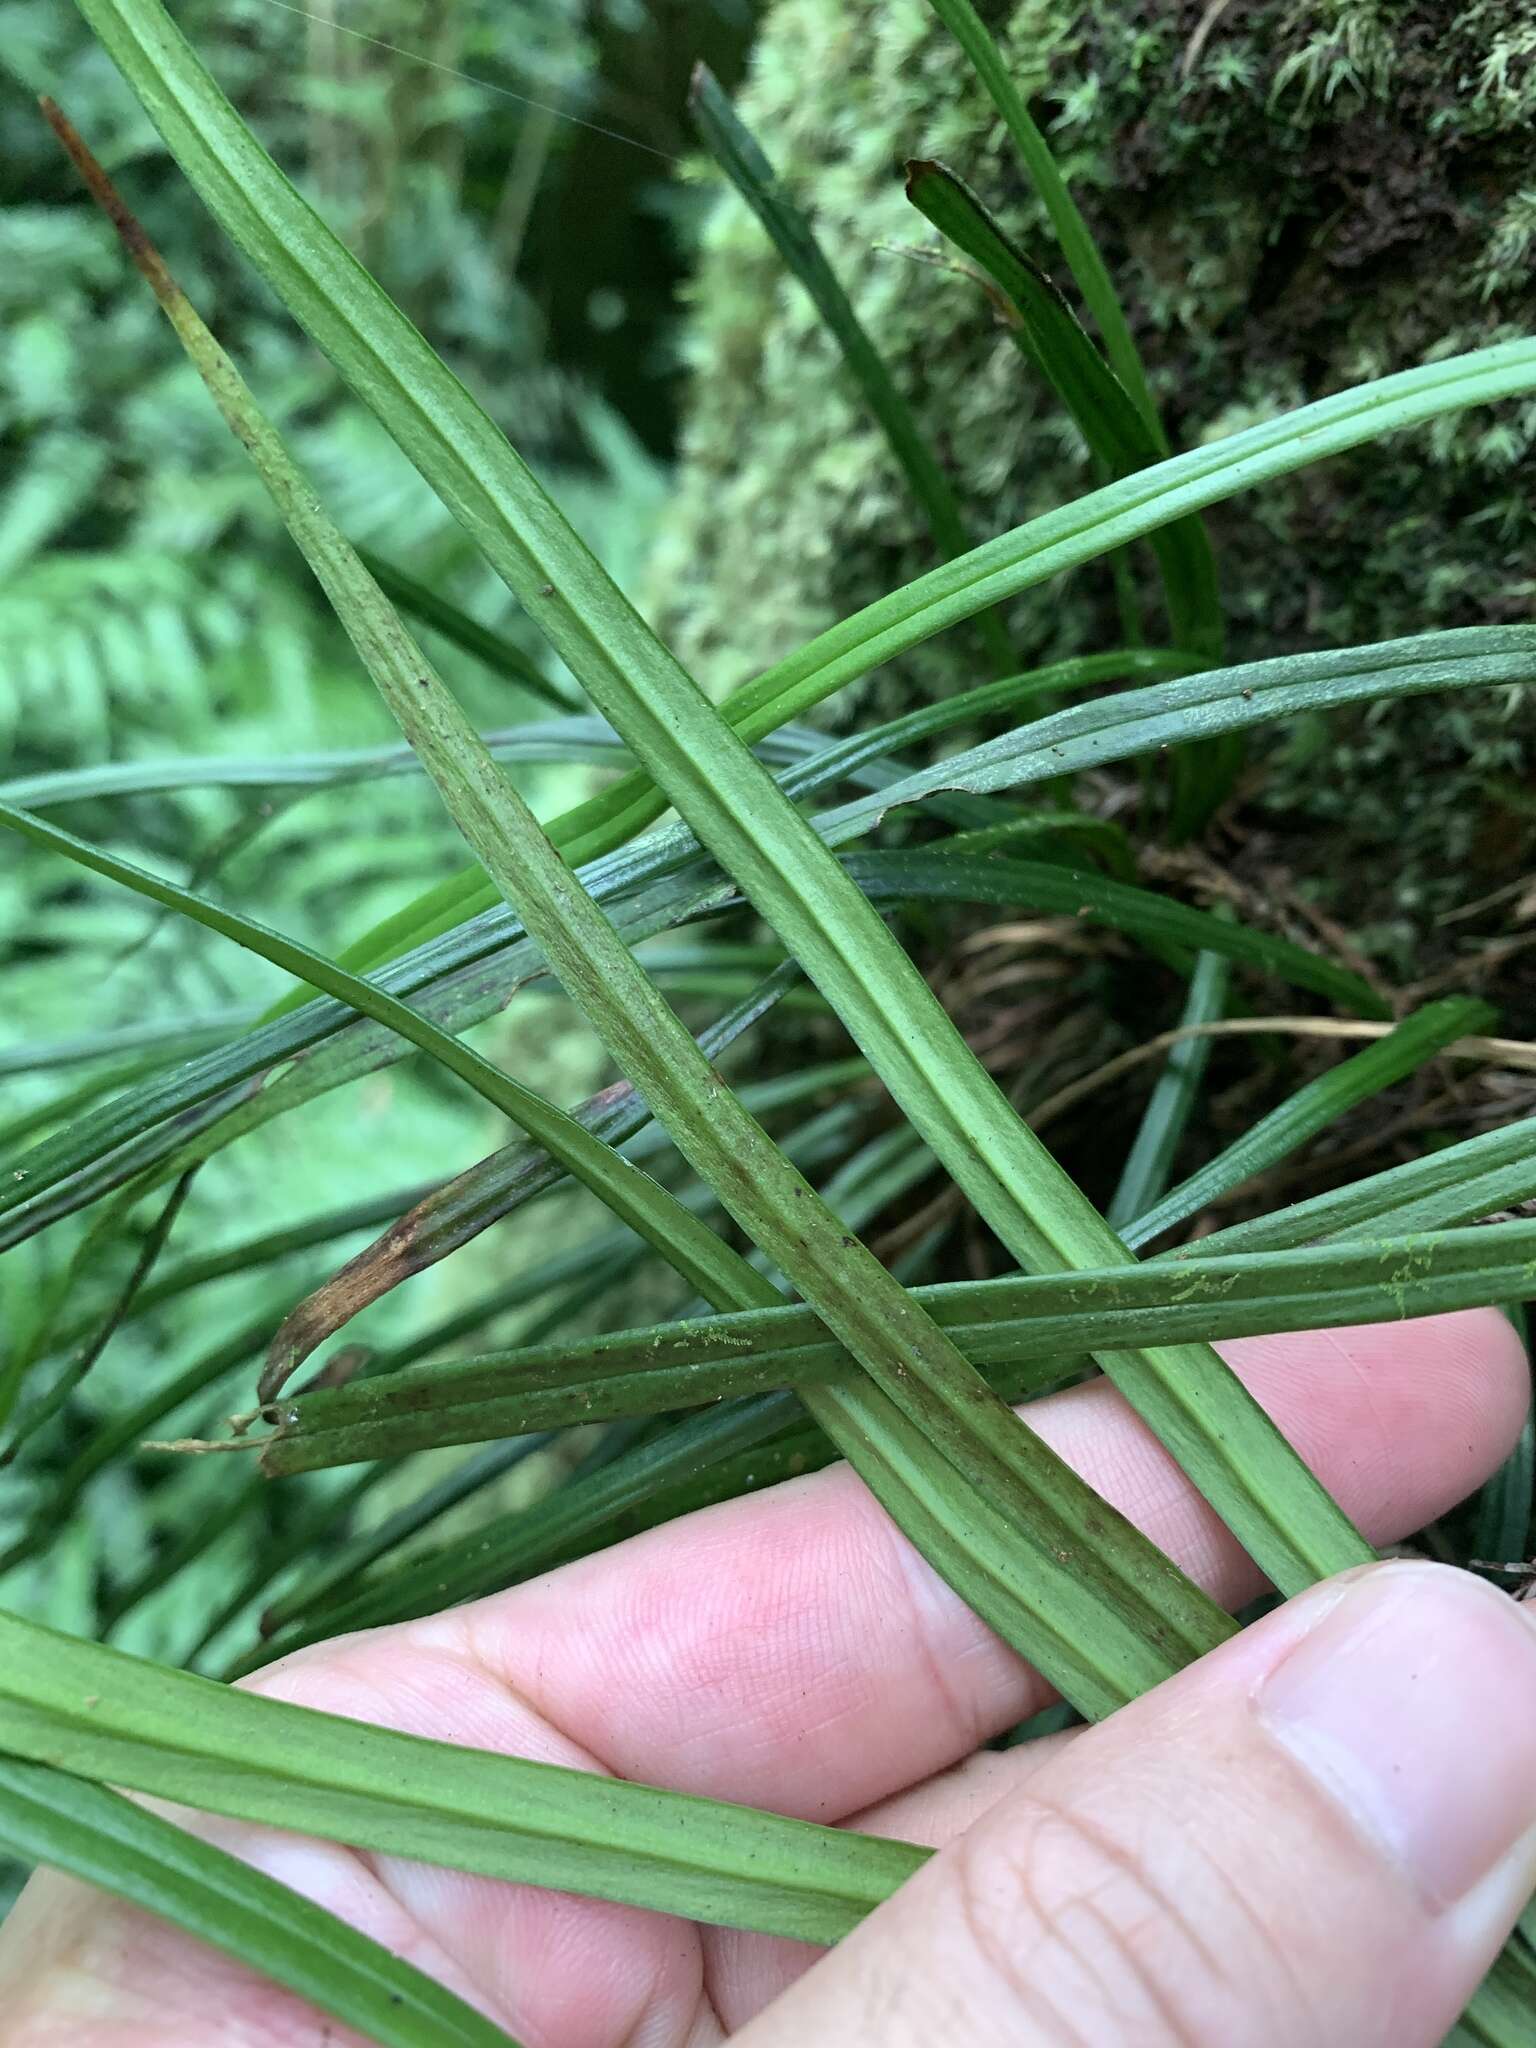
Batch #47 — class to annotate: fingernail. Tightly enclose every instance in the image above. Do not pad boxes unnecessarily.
[1258,1562,1536,1909]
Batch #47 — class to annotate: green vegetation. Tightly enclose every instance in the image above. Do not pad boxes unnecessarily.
[0,0,747,1673]
[655,0,1536,914]
[3,0,1536,2038]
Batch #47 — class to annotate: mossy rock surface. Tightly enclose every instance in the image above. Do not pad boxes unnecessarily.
[651,0,1536,924]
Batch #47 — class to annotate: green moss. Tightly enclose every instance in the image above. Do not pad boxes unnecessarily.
[652,0,1536,913]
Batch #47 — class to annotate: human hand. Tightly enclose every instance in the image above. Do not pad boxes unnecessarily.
[4,1311,1534,2047]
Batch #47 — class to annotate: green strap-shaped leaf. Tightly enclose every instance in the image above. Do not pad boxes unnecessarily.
[0,817,1377,1252]
[259,1215,1536,1473]
[0,1006,255,1075]
[906,163,1152,469]
[0,1051,175,1159]
[185,1459,405,1664]
[0,1754,521,2047]
[817,627,1536,838]
[0,1231,648,1587]
[0,1311,274,1582]
[690,67,1012,673]
[0,1166,194,1444]
[252,1178,1536,1666]
[905,160,1222,669]
[1108,952,1231,1229]
[706,344,1536,775]
[260,1069,1536,1636]
[284,619,1536,995]
[247,1436,554,1652]
[133,620,1526,1260]
[261,1111,1536,1649]
[910,12,1239,838]
[849,849,1380,1013]
[1125,997,1497,1247]
[0,843,737,1245]
[922,0,1163,435]
[0,1610,926,1945]
[358,548,578,710]
[238,1398,827,1666]
[2,721,636,811]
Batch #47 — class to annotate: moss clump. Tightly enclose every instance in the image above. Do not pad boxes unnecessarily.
[651,0,1536,916]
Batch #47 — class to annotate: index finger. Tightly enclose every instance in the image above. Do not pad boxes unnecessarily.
[262,1310,1526,1827]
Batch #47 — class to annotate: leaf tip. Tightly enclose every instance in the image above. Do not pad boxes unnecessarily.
[39,97,172,300]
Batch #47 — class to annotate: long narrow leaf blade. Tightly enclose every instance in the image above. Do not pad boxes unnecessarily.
[358,548,577,711]
[905,156,1224,707]
[0,1755,520,2048]
[906,162,1153,472]
[1109,952,1230,1229]
[689,68,1011,673]
[1125,997,1496,1247]
[267,1123,1536,1642]
[257,1216,1536,1472]
[331,646,1193,978]
[922,0,1163,434]
[0,1610,925,1944]
[1,720,626,809]
[850,849,1381,1015]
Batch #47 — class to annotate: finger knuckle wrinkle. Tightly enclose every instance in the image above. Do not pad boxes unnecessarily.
[947,1794,1213,2048]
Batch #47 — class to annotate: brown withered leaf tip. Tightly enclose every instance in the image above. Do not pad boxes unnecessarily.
[39,98,154,272]
[39,98,175,297]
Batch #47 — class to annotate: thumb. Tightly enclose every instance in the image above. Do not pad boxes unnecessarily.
[738,1562,1536,2048]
